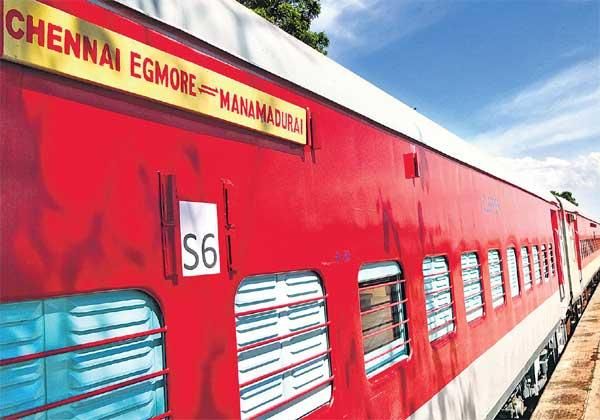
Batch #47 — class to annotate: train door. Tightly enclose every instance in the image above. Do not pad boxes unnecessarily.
[552,209,569,306]
[564,213,583,305]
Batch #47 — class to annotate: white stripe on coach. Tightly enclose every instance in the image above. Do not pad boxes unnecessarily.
[409,291,561,420]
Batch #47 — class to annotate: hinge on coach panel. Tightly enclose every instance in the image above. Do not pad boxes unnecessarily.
[222,179,236,277]
[159,173,178,283]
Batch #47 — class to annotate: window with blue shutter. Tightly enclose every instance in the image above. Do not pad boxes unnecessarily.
[423,256,455,342]
[0,290,167,419]
[507,248,521,297]
[234,271,332,419]
[488,250,506,308]
[461,252,485,322]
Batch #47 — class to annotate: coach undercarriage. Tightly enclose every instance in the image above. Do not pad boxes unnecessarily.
[497,270,600,419]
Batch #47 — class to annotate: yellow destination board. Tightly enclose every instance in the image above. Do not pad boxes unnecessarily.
[2,0,307,144]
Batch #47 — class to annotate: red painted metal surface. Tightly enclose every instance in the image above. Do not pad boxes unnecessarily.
[1,1,593,419]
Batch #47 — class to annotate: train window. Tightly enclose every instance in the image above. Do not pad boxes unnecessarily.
[488,250,506,308]
[423,256,455,341]
[507,248,521,297]
[587,239,594,257]
[581,239,594,258]
[461,252,485,322]
[579,239,599,259]
[234,271,332,419]
[541,244,549,281]
[549,244,556,276]
[532,246,542,284]
[358,262,409,377]
[521,246,533,290]
[0,290,167,419]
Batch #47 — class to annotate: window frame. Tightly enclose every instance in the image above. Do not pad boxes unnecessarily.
[532,245,542,284]
[460,251,486,322]
[541,244,549,281]
[357,261,410,378]
[234,270,333,420]
[520,246,533,291]
[0,290,168,419]
[549,244,556,276]
[506,246,521,298]
[423,254,456,343]
[488,248,506,309]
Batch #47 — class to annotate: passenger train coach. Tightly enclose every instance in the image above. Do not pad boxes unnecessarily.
[1,1,599,419]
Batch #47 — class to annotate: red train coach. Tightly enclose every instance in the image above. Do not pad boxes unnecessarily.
[1,1,599,419]
[553,199,600,320]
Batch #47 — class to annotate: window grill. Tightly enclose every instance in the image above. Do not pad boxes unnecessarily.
[461,252,485,322]
[358,262,409,377]
[580,238,600,258]
[423,256,455,342]
[488,250,505,308]
[541,244,549,281]
[549,244,556,276]
[0,291,169,420]
[507,248,521,297]
[234,271,333,419]
[521,247,533,290]
[532,246,542,284]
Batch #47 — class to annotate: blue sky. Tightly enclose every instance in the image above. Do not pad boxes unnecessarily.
[313,0,600,217]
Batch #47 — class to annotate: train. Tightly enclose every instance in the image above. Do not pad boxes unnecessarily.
[1,0,599,419]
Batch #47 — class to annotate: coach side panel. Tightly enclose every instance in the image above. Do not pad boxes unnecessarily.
[577,214,600,288]
[0,2,561,419]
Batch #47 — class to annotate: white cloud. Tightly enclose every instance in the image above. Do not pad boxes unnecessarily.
[498,153,600,219]
[490,59,599,118]
[313,0,371,44]
[470,58,600,215]
[313,0,452,56]
[471,58,600,155]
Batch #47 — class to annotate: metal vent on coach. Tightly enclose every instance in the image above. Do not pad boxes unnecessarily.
[234,271,333,419]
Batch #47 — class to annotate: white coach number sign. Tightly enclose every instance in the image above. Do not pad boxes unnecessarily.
[179,201,221,276]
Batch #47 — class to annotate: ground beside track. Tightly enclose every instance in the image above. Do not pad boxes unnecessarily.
[532,289,600,420]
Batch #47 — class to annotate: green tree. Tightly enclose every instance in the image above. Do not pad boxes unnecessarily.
[551,190,579,206]
[237,0,329,54]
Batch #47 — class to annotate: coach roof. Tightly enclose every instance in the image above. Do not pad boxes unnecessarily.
[112,0,556,202]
